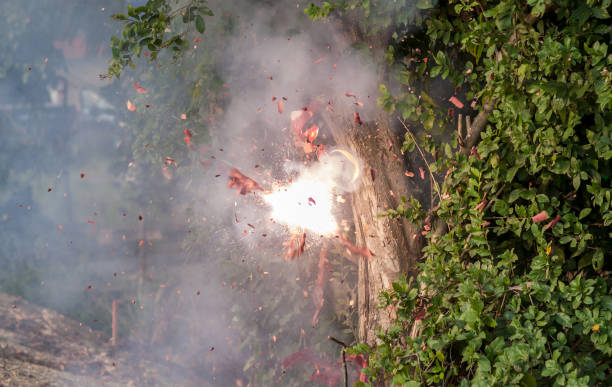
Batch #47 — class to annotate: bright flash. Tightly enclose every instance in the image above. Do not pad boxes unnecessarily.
[263,149,361,236]
[264,179,337,235]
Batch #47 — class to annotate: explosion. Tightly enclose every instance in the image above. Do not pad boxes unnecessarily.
[264,177,337,235]
[263,150,361,236]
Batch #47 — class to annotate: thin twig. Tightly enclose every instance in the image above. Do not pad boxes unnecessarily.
[111,299,119,346]
[398,118,442,201]
[328,336,347,347]
[508,281,533,292]
[482,183,506,213]
[328,336,348,387]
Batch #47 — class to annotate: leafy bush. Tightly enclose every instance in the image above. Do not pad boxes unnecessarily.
[105,0,213,78]
[346,0,612,385]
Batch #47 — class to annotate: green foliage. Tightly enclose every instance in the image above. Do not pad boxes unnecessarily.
[304,0,433,37]
[379,195,426,224]
[304,1,342,20]
[104,0,213,79]
[358,0,612,385]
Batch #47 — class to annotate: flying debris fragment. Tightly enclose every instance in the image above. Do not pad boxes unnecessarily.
[283,232,306,260]
[532,210,548,223]
[303,125,319,143]
[227,168,264,195]
[184,129,193,145]
[338,235,373,259]
[449,96,464,109]
[311,243,329,327]
[133,81,147,93]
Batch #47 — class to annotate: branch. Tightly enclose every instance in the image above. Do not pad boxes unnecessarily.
[460,102,493,154]
[328,336,348,387]
[399,118,442,201]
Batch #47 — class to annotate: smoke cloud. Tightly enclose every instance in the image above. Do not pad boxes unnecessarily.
[0,0,406,385]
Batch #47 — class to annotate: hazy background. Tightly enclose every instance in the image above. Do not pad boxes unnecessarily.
[0,0,394,385]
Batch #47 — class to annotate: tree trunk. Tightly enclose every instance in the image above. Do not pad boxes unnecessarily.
[322,106,423,345]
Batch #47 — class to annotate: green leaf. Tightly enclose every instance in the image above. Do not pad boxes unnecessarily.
[195,15,205,33]
[520,373,537,387]
[509,189,522,203]
[573,175,581,190]
[592,249,604,270]
[578,208,591,219]
[555,313,572,328]
[430,65,442,78]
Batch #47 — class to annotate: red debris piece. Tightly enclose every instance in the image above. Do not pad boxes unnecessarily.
[544,214,561,230]
[133,82,147,94]
[353,112,362,125]
[227,168,264,195]
[449,96,464,109]
[303,125,319,143]
[370,168,376,182]
[345,92,356,99]
[473,200,487,213]
[80,173,85,179]
[278,101,284,114]
[414,307,427,321]
[339,235,373,259]
[346,354,369,383]
[184,129,193,145]
[532,211,548,223]
[290,110,314,135]
[283,347,367,386]
[419,167,425,180]
[283,232,306,260]
[312,243,329,327]
[282,349,340,387]
[470,146,480,159]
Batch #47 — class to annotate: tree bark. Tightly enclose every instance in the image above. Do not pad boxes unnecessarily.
[322,105,423,345]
